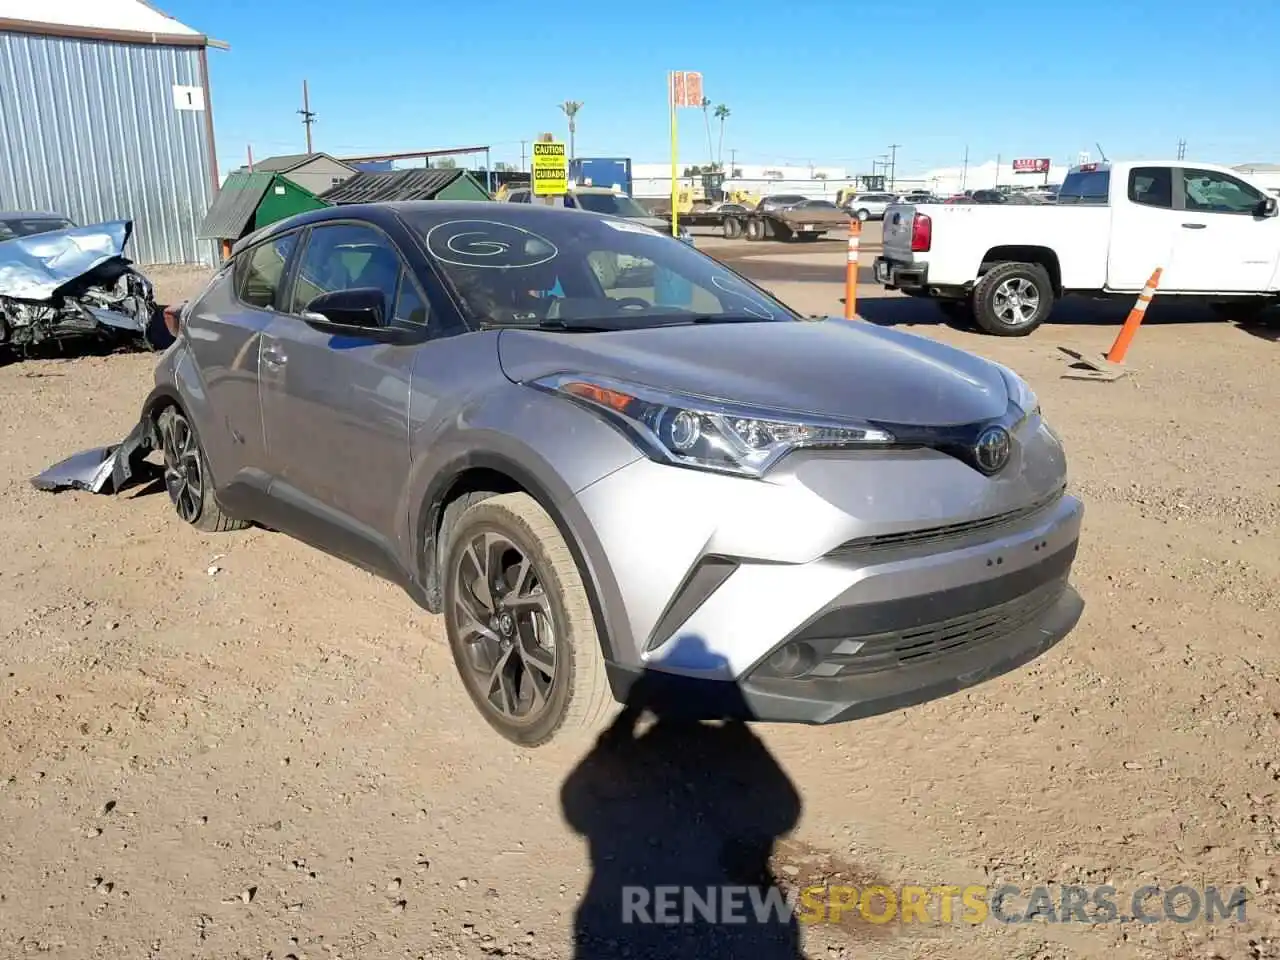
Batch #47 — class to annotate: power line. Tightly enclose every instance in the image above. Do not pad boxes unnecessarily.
[887,143,901,189]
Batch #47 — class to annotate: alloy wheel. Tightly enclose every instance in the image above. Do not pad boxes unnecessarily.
[992,277,1041,326]
[161,411,203,523]
[452,531,558,722]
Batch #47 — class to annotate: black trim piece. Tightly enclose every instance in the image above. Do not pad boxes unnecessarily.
[790,542,1077,646]
[827,485,1065,556]
[862,399,1028,477]
[643,556,739,653]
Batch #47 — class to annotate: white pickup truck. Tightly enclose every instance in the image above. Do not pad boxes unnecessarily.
[873,160,1280,335]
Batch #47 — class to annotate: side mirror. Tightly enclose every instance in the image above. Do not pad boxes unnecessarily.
[302,287,385,329]
[1259,196,1278,218]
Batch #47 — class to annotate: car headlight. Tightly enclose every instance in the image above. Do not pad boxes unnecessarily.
[530,373,894,478]
[997,365,1040,422]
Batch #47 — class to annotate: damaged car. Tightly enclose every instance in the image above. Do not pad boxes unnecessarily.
[34,201,1084,749]
[0,217,164,354]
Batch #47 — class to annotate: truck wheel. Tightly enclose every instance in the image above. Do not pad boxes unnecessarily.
[973,262,1054,336]
[723,217,742,239]
[855,209,871,222]
[745,218,765,242]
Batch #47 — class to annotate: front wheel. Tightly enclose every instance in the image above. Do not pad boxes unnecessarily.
[972,262,1054,336]
[855,208,870,222]
[443,493,613,747]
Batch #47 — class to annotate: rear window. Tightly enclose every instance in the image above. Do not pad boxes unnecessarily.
[0,217,75,241]
[1057,169,1111,205]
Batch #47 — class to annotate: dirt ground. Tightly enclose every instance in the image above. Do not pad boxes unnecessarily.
[1,249,1278,960]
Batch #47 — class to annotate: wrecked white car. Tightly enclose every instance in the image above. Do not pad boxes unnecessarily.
[0,219,162,353]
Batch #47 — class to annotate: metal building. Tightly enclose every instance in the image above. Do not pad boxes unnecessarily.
[0,1,224,265]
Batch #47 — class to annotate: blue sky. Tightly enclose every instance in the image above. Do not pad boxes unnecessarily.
[167,0,1279,177]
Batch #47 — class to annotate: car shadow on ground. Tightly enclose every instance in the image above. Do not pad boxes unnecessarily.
[560,636,805,960]
[854,295,1276,333]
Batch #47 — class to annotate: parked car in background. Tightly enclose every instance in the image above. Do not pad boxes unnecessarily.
[86,200,1083,747]
[875,160,1280,335]
[503,186,692,244]
[0,210,77,242]
[843,192,898,221]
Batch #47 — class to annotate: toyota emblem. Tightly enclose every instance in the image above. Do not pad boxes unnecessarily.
[974,426,1012,474]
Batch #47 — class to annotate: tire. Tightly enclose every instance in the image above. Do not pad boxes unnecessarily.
[972,261,1054,336]
[855,208,870,222]
[156,406,249,533]
[722,217,743,239]
[937,298,976,329]
[442,493,613,747]
[745,218,765,242]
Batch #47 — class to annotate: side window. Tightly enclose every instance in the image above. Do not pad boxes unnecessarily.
[392,269,430,327]
[290,223,404,322]
[236,231,298,309]
[1182,169,1263,215]
[562,195,577,208]
[1128,167,1172,208]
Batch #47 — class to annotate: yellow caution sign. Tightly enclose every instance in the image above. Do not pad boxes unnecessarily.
[532,141,568,196]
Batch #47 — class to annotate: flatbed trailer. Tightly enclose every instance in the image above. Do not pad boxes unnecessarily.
[660,207,850,241]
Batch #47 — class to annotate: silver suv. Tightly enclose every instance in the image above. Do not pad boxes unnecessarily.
[844,193,898,221]
[86,201,1085,746]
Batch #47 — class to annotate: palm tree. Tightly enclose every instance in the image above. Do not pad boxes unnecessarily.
[559,100,583,162]
[700,97,715,169]
[714,104,730,170]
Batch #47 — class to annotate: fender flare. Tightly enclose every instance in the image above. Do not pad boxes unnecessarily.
[419,449,627,665]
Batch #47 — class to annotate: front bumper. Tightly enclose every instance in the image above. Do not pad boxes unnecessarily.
[573,432,1083,725]
[874,256,928,290]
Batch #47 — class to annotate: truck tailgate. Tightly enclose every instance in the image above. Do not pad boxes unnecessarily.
[881,203,923,258]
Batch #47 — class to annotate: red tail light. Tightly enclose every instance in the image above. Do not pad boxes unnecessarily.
[162,302,184,338]
[910,212,932,252]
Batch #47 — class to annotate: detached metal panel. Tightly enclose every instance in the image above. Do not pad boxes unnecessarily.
[0,31,216,265]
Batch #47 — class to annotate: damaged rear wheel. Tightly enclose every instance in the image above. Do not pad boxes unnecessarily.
[157,406,248,533]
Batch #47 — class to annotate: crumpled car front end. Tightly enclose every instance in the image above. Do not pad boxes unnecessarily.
[0,219,162,352]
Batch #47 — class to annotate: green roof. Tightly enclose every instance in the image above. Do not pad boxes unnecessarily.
[198,171,276,240]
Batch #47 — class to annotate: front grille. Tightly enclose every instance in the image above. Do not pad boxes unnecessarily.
[805,576,1067,679]
[827,486,1065,557]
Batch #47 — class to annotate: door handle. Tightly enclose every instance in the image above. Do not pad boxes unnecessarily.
[1180,222,1207,229]
[262,345,288,367]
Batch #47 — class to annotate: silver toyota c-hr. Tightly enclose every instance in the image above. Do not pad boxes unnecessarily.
[128,201,1082,746]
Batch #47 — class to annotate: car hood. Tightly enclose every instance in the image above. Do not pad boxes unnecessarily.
[497,320,1009,426]
[0,219,135,301]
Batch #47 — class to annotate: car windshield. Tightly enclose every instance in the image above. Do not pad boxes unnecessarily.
[570,192,651,218]
[401,207,799,330]
[802,200,838,209]
[0,217,76,241]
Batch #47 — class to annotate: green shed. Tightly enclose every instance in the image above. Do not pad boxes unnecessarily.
[319,168,492,204]
[197,171,329,253]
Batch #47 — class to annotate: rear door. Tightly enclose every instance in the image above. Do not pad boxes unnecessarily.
[258,220,426,571]
[1106,165,1183,290]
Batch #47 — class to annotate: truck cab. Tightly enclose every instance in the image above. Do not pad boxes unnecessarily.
[874,160,1280,335]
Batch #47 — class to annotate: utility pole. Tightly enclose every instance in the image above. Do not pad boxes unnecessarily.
[297,79,316,153]
[520,140,528,172]
[961,145,969,192]
[729,148,737,174]
[1176,138,1186,160]
[887,143,901,189]
[995,153,1001,188]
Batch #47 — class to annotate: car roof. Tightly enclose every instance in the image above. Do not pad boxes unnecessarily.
[0,210,68,219]
[235,200,644,255]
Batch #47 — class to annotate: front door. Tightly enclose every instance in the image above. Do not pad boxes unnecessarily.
[258,221,429,573]
[1172,167,1280,292]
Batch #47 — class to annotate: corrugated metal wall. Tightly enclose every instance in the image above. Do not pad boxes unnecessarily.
[0,31,215,265]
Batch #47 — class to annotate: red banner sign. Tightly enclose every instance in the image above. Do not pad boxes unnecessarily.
[669,71,704,108]
[1012,158,1051,174]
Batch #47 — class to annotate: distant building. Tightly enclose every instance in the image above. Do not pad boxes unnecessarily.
[0,0,224,264]
[234,153,360,197]
[197,171,328,252]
